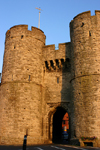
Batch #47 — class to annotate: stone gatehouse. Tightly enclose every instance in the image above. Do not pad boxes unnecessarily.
[0,10,100,147]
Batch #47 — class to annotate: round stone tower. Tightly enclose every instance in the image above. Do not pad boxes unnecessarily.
[70,10,100,143]
[0,25,46,145]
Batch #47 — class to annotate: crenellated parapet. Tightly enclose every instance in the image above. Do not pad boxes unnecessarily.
[42,42,71,61]
[6,25,46,44]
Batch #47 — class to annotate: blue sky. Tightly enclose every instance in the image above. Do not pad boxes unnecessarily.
[0,0,100,73]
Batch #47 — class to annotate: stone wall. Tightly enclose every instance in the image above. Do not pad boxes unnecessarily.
[0,10,100,147]
[41,42,74,143]
[42,42,71,61]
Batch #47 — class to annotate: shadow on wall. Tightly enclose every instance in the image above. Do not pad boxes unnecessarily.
[51,43,73,144]
[52,107,67,143]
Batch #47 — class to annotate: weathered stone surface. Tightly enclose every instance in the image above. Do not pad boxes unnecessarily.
[70,10,100,147]
[0,10,100,147]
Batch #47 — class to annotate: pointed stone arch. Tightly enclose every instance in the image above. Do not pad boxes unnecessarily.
[46,102,71,143]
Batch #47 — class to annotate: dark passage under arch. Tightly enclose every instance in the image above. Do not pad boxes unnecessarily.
[53,107,68,143]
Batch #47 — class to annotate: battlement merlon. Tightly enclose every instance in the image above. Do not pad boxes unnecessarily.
[5,25,46,44]
[42,42,71,61]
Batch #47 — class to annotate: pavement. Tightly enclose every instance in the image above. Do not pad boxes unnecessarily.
[0,144,100,150]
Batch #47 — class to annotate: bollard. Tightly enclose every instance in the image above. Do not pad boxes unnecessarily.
[23,135,27,150]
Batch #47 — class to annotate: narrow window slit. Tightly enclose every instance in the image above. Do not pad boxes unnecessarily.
[21,35,24,39]
[57,77,59,84]
[89,31,91,36]
[81,22,84,27]
[29,75,30,81]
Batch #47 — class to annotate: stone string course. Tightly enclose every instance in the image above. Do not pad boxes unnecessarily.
[0,10,100,147]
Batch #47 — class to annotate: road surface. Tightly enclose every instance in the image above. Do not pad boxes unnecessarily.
[0,144,100,150]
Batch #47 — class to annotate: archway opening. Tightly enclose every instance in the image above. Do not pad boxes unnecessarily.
[52,107,69,143]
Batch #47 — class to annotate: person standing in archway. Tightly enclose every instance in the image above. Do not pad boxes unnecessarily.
[62,126,69,144]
